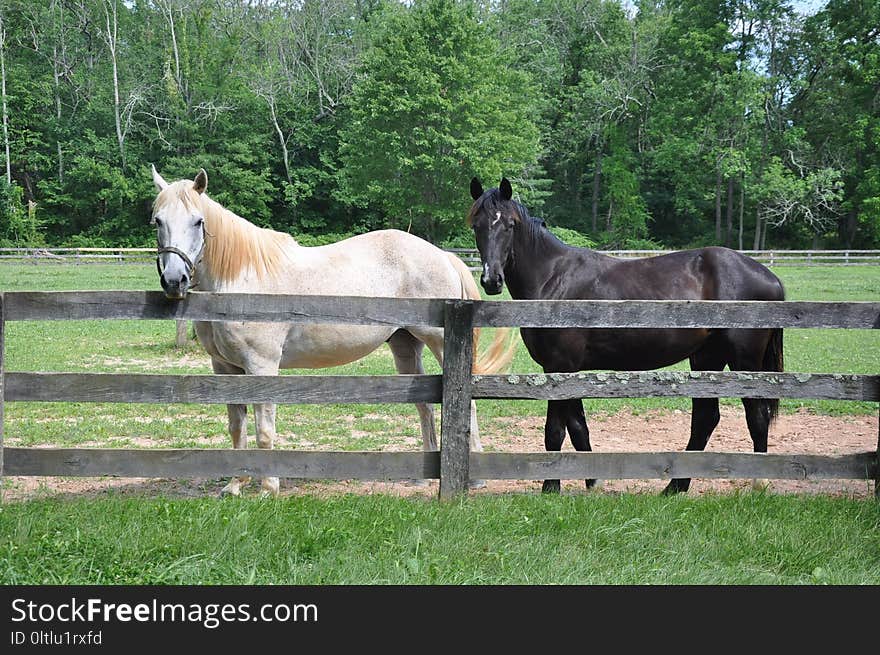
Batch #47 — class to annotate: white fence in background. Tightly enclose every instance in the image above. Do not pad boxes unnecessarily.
[3,247,878,267]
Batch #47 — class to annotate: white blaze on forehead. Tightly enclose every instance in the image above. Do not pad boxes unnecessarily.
[492,211,502,226]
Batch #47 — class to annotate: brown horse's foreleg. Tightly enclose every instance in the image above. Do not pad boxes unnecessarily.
[542,400,567,494]
[564,398,597,490]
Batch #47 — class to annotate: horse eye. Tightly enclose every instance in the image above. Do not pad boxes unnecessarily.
[153,217,163,227]
[194,217,204,227]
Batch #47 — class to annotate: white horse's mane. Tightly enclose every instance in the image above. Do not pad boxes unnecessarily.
[154,180,296,283]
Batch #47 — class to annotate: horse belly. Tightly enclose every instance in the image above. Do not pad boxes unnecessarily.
[522,327,709,372]
[279,324,397,369]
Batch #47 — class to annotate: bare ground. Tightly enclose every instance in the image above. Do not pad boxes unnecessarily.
[3,406,876,502]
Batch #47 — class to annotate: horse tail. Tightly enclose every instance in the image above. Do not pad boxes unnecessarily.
[763,327,784,424]
[446,252,516,374]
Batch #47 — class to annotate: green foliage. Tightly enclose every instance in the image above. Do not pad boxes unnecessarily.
[546,226,596,249]
[0,179,41,245]
[292,231,356,247]
[0,0,877,250]
[336,0,542,241]
[601,128,651,247]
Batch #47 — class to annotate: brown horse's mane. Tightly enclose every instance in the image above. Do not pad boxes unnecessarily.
[154,180,295,283]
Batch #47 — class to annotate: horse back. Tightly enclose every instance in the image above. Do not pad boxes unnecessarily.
[572,246,784,303]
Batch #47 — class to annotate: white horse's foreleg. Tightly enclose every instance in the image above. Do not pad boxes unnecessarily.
[468,400,487,489]
[254,402,280,497]
[211,357,251,497]
[469,400,482,452]
[220,402,250,497]
[388,331,438,451]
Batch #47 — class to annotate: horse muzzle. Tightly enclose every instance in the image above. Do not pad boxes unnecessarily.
[480,270,505,295]
[160,273,190,299]
[156,247,194,299]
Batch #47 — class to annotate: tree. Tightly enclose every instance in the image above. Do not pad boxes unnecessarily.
[790,0,880,247]
[757,154,843,246]
[0,4,9,185]
[337,0,541,242]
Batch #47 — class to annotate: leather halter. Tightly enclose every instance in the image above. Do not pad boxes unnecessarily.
[156,246,194,274]
[156,245,200,288]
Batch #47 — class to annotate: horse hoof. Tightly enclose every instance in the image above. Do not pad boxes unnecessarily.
[661,479,688,496]
[219,485,241,498]
[585,479,602,490]
[469,479,487,490]
[542,480,561,494]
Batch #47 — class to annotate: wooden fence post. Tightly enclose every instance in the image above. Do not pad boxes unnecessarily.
[875,404,879,501]
[439,299,475,499]
[175,320,189,348]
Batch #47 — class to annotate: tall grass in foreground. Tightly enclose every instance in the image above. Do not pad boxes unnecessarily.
[1,493,878,585]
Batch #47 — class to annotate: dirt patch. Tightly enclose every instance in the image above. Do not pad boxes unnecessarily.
[2,406,876,502]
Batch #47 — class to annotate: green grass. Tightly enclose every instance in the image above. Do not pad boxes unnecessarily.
[1,493,878,584]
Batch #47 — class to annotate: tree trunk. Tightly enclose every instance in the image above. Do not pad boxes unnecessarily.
[715,168,722,243]
[53,48,64,182]
[158,0,184,101]
[841,210,857,249]
[738,172,744,250]
[591,151,601,233]
[267,97,291,184]
[104,0,125,168]
[0,12,10,185]
[726,176,734,247]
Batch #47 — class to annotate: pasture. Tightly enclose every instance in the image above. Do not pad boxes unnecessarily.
[0,261,878,584]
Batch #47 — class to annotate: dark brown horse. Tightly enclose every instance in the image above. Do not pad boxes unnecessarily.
[468,177,786,494]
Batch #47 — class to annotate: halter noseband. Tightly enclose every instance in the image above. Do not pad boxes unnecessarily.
[156,245,198,283]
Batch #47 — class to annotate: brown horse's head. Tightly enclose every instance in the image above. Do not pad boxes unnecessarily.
[467,177,523,295]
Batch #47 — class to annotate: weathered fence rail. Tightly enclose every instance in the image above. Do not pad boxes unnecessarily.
[0,292,878,499]
[3,247,880,267]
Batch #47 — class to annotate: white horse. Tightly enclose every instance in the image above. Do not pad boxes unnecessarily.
[151,166,512,496]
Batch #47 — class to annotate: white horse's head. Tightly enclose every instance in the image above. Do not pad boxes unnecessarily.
[151,165,208,299]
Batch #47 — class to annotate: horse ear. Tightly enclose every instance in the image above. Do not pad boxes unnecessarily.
[470,177,484,201]
[499,177,513,201]
[193,169,208,194]
[151,164,168,191]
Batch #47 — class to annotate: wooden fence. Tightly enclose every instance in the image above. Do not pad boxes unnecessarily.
[0,291,878,500]
[3,247,880,267]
